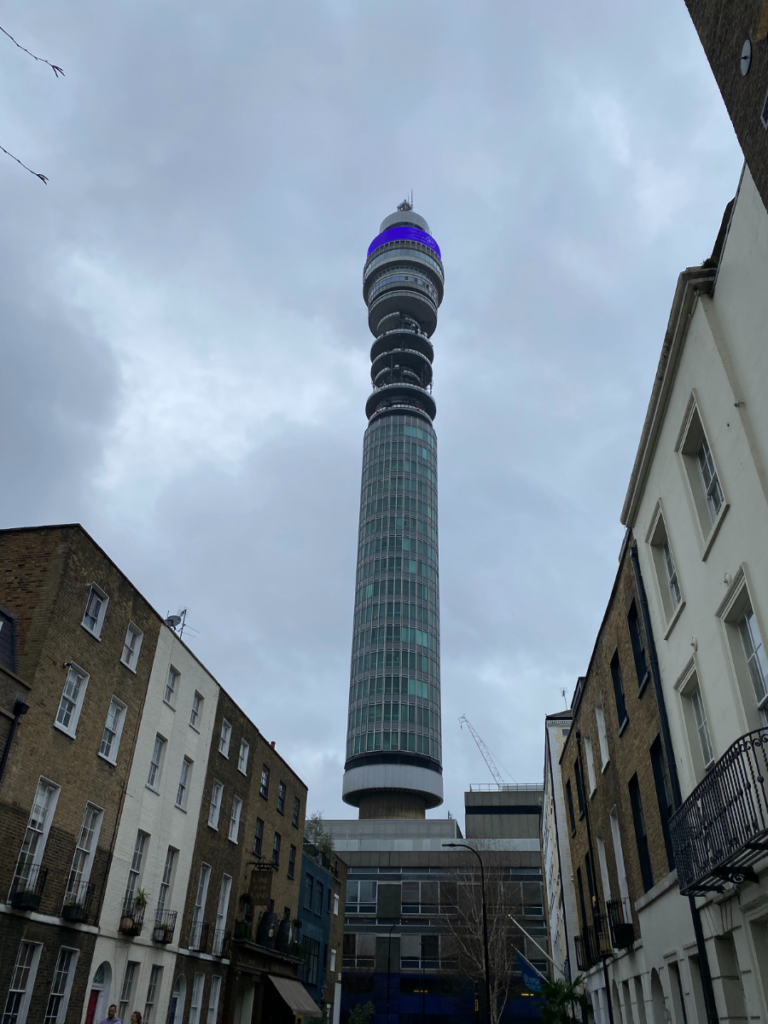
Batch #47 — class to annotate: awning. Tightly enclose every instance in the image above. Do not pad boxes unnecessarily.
[269,975,322,1018]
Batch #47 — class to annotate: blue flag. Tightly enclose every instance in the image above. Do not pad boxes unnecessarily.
[516,952,543,992]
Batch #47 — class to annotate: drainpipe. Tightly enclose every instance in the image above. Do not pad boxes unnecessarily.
[0,698,29,791]
[575,729,614,1024]
[629,542,719,1024]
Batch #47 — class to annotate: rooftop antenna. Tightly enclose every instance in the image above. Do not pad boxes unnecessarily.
[561,687,568,708]
[397,191,414,212]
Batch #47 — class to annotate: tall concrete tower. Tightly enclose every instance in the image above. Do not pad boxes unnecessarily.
[342,201,444,819]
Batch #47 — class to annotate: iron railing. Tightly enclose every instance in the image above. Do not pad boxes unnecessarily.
[119,897,146,936]
[670,726,768,895]
[606,898,635,949]
[188,921,209,953]
[573,916,612,971]
[61,880,96,923]
[152,910,177,944]
[8,865,48,911]
[212,929,231,957]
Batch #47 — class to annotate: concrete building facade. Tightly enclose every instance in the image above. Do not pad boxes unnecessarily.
[620,165,768,1022]
[541,709,579,985]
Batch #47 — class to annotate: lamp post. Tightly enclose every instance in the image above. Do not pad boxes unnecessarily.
[445,843,491,1024]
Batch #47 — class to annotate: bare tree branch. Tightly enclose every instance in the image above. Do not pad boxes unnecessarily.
[0,143,48,183]
[0,25,64,77]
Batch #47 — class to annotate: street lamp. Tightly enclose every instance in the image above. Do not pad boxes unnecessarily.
[445,842,491,1024]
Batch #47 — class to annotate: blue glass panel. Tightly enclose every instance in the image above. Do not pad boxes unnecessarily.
[367,225,442,259]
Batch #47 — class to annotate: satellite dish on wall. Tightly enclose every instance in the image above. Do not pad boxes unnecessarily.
[165,614,182,629]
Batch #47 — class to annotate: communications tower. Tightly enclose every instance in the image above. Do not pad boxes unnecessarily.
[342,201,444,819]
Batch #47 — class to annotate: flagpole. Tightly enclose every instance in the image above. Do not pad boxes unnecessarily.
[507,914,566,980]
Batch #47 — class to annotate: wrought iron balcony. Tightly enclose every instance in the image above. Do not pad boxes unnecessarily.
[606,898,635,949]
[188,921,209,953]
[8,865,48,911]
[152,910,178,944]
[119,897,147,936]
[212,928,231,957]
[61,880,96,923]
[573,916,612,971]
[670,726,768,895]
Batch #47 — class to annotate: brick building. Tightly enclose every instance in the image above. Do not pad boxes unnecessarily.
[173,684,313,1024]
[557,535,711,1023]
[0,525,162,1023]
[684,0,768,213]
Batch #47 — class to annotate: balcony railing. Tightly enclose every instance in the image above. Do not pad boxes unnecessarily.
[606,898,635,949]
[212,928,231,957]
[119,898,146,937]
[8,865,48,911]
[188,921,210,953]
[61,881,96,923]
[573,917,612,971]
[670,726,768,895]
[152,910,178,944]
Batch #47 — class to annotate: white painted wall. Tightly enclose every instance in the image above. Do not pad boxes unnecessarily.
[82,624,220,1021]
[622,167,768,1022]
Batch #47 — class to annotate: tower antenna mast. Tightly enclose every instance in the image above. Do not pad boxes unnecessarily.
[459,714,507,786]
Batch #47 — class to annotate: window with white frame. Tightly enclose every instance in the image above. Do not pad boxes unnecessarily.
[679,668,714,778]
[330,948,337,971]
[44,946,79,1023]
[583,734,597,795]
[213,875,232,955]
[238,739,249,775]
[719,578,768,729]
[99,696,126,763]
[147,735,166,790]
[333,892,339,916]
[55,664,89,737]
[3,941,42,1024]
[157,847,177,916]
[164,666,180,707]
[229,796,242,843]
[190,863,211,951]
[65,803,103,903]
[277,781,286,814]
[189,973,205,1024]
[208,781,223,829]
[594,704,609,769]
[82,584,108,637]
[207,976,222,1024]
[123,831,148,910]
[678,401,725,535]
[121,623,144,670]
[219,720,231,757]
[648,511,682,622]
[144,964,163,1024]
[190,691,203,730]
[176,757,193,810]
[118,961,139,1022]
[13,778,60,890]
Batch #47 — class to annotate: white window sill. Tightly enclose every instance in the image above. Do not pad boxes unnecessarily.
[208,823,219,831]
[663,599,686,640]
[701,502,729,561]
[163,699,176,711]
[189,723,200,733]
[97,752,118,767]
[228,837,239,845]
[54,721,77,740]
[219,751,230,759]
[589,787,597,800]
[146,784,160,795]
[120,658,138,674]
[601,759,610,774]
[618,717,629,737]
[175,804,187,813]
[238,767,248,776]
[80,622,102,641]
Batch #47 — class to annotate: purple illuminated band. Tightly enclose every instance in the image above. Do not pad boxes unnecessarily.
[367,225,442,260]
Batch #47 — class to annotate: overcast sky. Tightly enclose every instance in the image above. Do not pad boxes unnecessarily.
[1,1,742,824]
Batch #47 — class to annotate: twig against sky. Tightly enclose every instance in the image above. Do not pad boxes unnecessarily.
[0,25,64,77]
[0,143,48,183]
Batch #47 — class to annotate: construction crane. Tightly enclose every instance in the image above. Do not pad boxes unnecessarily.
[459,714,509,786]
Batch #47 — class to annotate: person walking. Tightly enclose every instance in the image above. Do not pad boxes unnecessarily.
[98,1007,122,1024]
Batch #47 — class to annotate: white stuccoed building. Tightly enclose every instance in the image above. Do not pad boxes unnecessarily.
[83,624,220,1023]
[621,164,768,1022]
